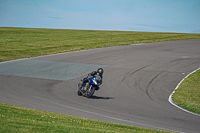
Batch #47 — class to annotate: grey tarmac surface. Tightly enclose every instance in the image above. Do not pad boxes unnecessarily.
[1,39,200,133]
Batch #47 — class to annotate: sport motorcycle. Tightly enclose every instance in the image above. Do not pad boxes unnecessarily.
[77,75,102,98]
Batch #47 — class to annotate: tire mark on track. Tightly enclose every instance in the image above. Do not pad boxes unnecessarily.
[146,72,163,100]
[120,64,152,83]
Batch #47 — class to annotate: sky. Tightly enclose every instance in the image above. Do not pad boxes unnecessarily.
[0,0,200,33]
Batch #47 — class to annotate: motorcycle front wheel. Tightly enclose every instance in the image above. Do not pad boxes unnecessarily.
[86,86,95,98]
[77,83,82,96]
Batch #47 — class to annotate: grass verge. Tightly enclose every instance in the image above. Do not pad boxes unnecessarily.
[1,27,200,62]
[173,69,200,114]
[0,103,171,133]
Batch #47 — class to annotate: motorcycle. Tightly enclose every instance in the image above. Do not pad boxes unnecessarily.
[77,75,102,98]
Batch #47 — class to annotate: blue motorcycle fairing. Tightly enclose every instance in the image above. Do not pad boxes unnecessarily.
[89,77,100,90]
[80,76,101,91]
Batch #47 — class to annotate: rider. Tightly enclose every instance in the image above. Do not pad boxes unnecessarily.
[81,68,104,88]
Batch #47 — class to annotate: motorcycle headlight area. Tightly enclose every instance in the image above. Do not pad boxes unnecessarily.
[93,76,102,85]
[92,79,98,85]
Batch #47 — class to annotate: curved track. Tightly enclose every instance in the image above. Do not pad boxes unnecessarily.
[1,39,200,132]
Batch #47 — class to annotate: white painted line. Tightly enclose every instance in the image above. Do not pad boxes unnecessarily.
[168,67,200,117]
[182,56,189,58]
[0,47,105,64]
[0,43,145,64]
[131,43,144,45]
[0,48,96,64]
[0,58,29,64]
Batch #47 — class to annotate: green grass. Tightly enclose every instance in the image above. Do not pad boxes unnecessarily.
[0,103,171,133]
[173,69,200,114]
[1,27,200,62]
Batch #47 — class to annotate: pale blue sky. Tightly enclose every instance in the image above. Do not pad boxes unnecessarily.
[0,0,200,33]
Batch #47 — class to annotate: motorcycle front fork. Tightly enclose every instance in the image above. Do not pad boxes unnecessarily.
[83,82,89,90]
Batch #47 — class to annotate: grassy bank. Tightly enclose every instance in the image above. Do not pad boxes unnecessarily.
[1,27,200,62]
[0,103,171,133]
[173,69,200,114]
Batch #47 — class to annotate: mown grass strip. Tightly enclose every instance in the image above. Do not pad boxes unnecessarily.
[1,27,200,62]
[173,69,200,114]
[0,103,171,133]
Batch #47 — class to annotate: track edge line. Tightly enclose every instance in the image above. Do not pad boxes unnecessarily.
[168,67,200,116]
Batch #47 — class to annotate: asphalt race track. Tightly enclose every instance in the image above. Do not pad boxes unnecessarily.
[1,39,200,133]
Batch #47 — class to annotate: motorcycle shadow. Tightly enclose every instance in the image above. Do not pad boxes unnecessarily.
[89,95,114,100]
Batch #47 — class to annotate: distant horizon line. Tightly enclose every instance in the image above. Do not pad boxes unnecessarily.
[1,26,199,34]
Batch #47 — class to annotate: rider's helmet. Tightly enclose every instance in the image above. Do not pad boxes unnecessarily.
[97,68,104,75]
